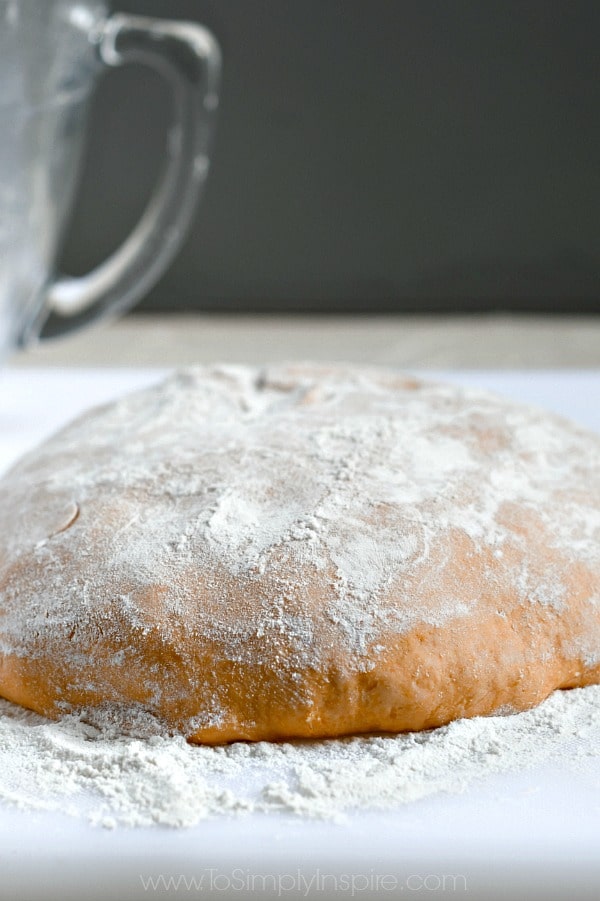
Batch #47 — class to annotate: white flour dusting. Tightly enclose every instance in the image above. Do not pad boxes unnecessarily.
[0,364,599,745]
[0,685,598,829]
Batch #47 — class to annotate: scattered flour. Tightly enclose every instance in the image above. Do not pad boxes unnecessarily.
[0,685,598,829]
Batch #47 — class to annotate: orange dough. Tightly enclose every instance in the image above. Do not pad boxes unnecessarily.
[0,364,598,743]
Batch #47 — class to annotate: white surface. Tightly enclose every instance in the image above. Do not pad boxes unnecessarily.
[0,368,599,901]
[11,314,600,368]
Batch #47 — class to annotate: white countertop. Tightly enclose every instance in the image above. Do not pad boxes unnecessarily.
[9,313,600,369]
[1,366,599,901]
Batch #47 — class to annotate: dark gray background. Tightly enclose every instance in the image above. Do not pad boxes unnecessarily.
[60,0,600,314]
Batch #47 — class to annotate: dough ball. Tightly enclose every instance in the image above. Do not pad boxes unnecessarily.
[0,364,598,743]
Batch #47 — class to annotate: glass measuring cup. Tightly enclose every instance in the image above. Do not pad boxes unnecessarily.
[0,0,220,361]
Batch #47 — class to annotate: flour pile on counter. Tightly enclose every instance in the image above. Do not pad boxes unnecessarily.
[0,686,598,828]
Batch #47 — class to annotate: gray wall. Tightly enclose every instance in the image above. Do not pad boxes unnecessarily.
[60,0,600,314]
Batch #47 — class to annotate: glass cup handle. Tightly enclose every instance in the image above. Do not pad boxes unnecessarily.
[30,13,221,341]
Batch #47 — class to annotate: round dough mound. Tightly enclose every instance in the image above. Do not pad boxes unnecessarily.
[0,364,598,744]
